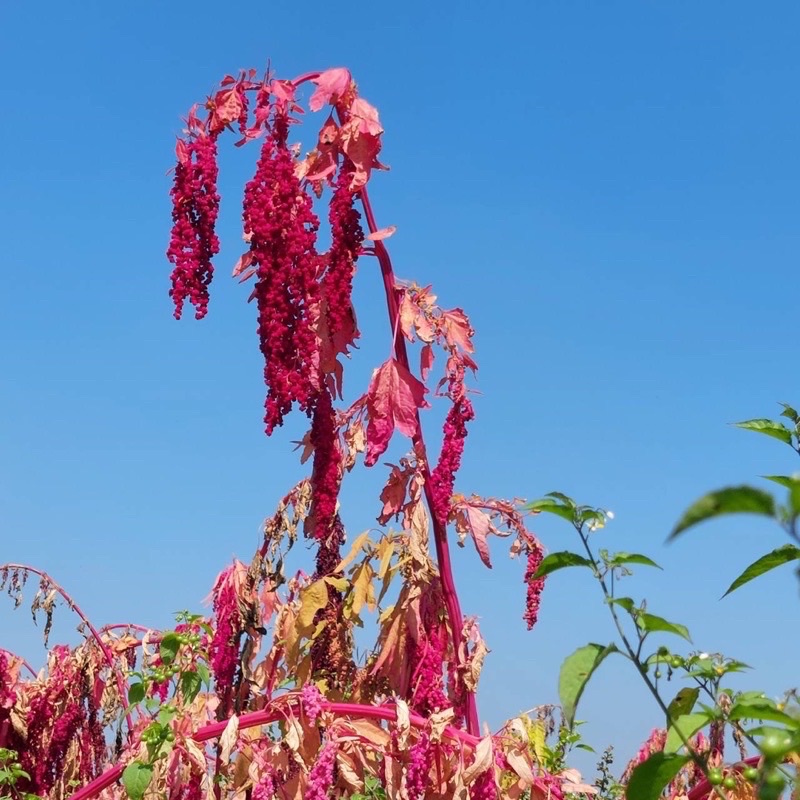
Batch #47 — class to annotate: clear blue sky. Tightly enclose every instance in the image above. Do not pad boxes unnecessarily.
[2,0,798,778]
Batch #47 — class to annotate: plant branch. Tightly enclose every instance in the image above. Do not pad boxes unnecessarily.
[358,185,479,737]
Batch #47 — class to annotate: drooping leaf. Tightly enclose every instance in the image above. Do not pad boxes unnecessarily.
[666,687,699,722]
[159,632,181,666]
[364,358,429,467]
[531,551,593,580]
[309,68,352,111]
[626,752,689,800]
[559,643,619,728]
[734,418,794,445]
[637,613,692,643]
[669,486,776,540]
[607,552,662,569]
[180,670,202,703]
[122,762,153,800]
[665,711,714,752]
[722,544,800,597]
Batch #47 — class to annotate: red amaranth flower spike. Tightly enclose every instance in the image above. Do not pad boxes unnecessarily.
[244,114,321,433]
[523,536,546,630]
[321,167,364,369]
[168,133,220,320]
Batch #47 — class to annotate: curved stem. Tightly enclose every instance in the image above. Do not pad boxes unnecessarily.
[67,699,480,800]
[358,187,479,737]
[0,646,36,678]
[1,563,135,739]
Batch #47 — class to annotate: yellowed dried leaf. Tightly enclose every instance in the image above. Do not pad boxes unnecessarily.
[428,708,455,743]
[334,530,371,573]
[505,750,534,787]
[219,714,239,763]
[298,579,329,630]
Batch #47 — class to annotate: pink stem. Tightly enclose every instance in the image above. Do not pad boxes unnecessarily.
[357,187,480,736]
[1,563,135,739]
[67,699,480,800]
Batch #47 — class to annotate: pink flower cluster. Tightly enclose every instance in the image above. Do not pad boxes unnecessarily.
[252,768,277,800]
[523,537,546,630]
[405,733,434,800]
[244,115,321,434]
[168,134,221,320]
[17,645,102,793]
[209,568,242,699]
[0,651,16,710]
[471,768,499,800]
[306,737,338,800]
[429,395,475,525]
[410,590,450,715]
[321,169,364,355]
[309,388,341,556]
[302,682,324,724]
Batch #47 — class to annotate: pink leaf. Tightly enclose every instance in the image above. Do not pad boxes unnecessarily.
[364,359,429,467]
[349,97,383,136]
[442,308,475,353]
[309,68,352,111]
[367,226,396,242]
[175,138,190,165]
[420,344,434,381]
[464,506,493,568]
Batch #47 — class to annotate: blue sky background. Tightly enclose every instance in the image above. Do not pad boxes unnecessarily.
[2,0,799,779]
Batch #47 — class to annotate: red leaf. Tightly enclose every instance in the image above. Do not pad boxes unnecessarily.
[420,344,434,381]
[442,308,475,353]
[365,359,429,466]
[309,68,352,111]
[209,88,244,133]
[175,138,190,165]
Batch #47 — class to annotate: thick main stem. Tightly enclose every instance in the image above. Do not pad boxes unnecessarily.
[67,699,481,800]
[358,187,480,737]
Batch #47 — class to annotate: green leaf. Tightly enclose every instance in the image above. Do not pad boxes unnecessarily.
[778,403,799,425]
[122,762,153,800]
[728,701,796,726]
[762,475,797,488]
[722,545,800,597]
[669,486,776,540]
[733,418,794,445]
[531,551,593,579]
[637,613,692,642]
[180,670,202,703]
[558,643,619,729]
[526,499,575,522]
[127,683,145,705]
[159,632,181,666]
[608,552,662,569]
[609,596,636,614]
[666,687,699,722]
[665,712,713,752]
[196,662,211,686]
[546,491,577,507]
[626,752,690,800]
